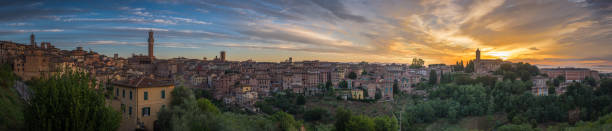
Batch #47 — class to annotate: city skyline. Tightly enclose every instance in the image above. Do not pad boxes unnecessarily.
[1,0,611,72]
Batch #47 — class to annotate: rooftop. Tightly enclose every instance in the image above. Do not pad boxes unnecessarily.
[113,77,173,88]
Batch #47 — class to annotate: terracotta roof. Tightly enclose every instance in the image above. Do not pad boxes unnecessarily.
[113,77,173,88]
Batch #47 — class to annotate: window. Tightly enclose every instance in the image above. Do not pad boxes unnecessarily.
[122,89,125,98]
[142,107,150,116]
[129,91,132,100]
[121,104,125,113]
[161,90,165,99]
[162,105,166,109]
[128,106,132,116]
[144,92,148,100]
[116,88,119,96]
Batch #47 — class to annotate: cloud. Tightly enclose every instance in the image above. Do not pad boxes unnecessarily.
[63,17,177,24]
[86,40,131,45]
[309,0,368,22]
[5,22,31,26]
[118,6,153,17]
[0,29,64,35]
[167,16,210,25]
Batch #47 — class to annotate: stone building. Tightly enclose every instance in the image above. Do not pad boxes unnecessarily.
[474,49,506,74]
[541,68,600,82]
[112,77,174,131]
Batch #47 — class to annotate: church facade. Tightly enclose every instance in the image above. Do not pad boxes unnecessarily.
[474,49,507,74]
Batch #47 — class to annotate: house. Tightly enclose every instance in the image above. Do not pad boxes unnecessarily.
[113,77,175,131]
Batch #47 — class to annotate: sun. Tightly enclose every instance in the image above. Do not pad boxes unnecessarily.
[487,51,511,60]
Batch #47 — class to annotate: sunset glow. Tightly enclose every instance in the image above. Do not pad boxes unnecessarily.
[1,0,610,72]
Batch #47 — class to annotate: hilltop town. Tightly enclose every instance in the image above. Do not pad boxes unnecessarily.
[0,31,608,131]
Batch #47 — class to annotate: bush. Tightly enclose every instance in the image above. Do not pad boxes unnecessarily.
[304,108,329,122]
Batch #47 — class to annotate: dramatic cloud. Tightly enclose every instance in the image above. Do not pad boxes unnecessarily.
[0,0,610,72]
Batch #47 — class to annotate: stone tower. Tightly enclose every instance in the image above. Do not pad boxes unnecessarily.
[148,30,154,58]
[475,48,481,73]
[476,48,480,62]
[220,51,226,62]
[30,33,36,47]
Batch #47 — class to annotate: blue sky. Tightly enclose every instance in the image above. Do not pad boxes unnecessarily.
[1,0,611,72]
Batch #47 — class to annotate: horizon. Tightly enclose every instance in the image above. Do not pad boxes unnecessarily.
[1,0,611,72]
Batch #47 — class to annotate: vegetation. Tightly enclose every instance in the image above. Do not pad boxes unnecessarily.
[348,72,358,80]
[494,62,540,81]
[335,107,398,131]
[0,64,24,130]
[402,67,612,131]
[25,70,121,131]
[409,58,425,69]
[428,70,437,85]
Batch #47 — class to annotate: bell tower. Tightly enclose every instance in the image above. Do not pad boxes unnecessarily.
[148,30,154,59]
[476,48,480,62]
[30,33,36,47]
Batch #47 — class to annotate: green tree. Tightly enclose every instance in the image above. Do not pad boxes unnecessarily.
[583,76,597,87]
[296,95,306,105]
[429,70,437,85]
[393,80,399,94]
[272,111,301,131]
[0,64,16,88]
[497,124,538,131]
[346,115,375,131]
[374,116,398,131]
[409,58,425,69]
[335,108,352,131]
[548,86,556,95]
[339,80,349,88]
[348,72,358,80]
[465,60,475,73]
[303,108,328,122]
[197,98,220,114]
[24,70,121,131]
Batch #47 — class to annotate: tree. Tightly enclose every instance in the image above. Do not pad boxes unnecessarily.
[24,70,121,131]
[583,76,597,87]
[335,108,352,131]
[0,64,16,88]
[429,70,437,85]
[303,108,328,122]
[271,111,301,131]
[348,72,357,80]
[465,60,475,73]
[497,124,538,131]
[296,95,306,105]
[346,115,375,131]
[339,80,349,88]
[374,116,398,131]
[409,58,425,69]
[548,86,556,95]
[375,89,382,99]
[393,80,399,94]
[197,98,220,114]
[362,70,368,75]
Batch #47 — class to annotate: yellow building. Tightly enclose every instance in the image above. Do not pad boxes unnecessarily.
[113,77,174,131]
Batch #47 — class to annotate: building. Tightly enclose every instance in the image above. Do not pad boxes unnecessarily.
[474,49,505,74]
[113,77,174,131]
[148,30,155,59]
[541,68,600,82]
[532,76,549,96]
[220,51,226,62]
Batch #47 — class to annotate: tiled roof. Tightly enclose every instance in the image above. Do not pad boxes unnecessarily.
[113,77,173,88]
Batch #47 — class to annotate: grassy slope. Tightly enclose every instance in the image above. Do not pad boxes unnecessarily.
[0,87,25,130]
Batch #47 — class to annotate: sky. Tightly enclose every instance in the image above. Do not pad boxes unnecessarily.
[1,0,611,72]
